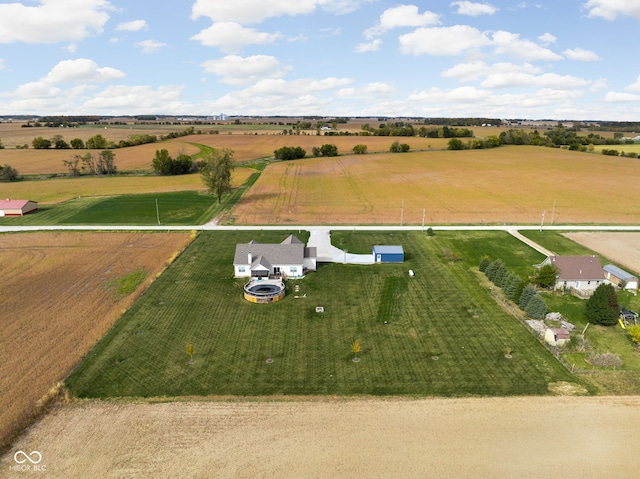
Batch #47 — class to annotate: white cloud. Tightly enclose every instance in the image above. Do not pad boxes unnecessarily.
[442,61,541,82]
[365,5,440,39]
[191,22,281,53]
[82,85,187,112]
[492,30,562,61]
[337,82,395,98]
[13,81,62,99]
[135,40,168,54]
[625,75,640,92]
[563,47,601,61]
[243,77,353,96]
[116,20,148,32]
[44,58,125,83]
[191,0,371,24]
[0,0,113,44]
[355,39,382,53]
[481,72,591,89]
[399,25,490,56]
[201,55,290,85]
[451,1,498,16]
[605,91,640,102]
[408,86,492,104]
[584,0,640,20]
[538,32,556,44]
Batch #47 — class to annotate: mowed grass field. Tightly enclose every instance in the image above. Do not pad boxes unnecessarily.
[229,145,640,225]
[66,230,583,399]
[0,231,194,450]
[0,191,218,226]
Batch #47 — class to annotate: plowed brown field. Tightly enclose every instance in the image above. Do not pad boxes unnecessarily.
[230,146,640,225]
[0,232,193,450]
[564,232,640,274]
[2,396,639,478]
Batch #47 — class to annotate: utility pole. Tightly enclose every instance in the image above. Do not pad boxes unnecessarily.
[156,198,161,225]
[539,210,545,232]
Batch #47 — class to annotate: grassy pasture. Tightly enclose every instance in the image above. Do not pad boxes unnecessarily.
[0,231,194,451]
[66,230,582,399]
[229,145,640,225]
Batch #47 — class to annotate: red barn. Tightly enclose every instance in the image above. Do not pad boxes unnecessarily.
[0,199,38,216]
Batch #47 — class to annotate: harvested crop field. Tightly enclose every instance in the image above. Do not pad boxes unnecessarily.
[0,139,199,175]
[564,232,640,274]
[0,231,193,450]
[230,146,640,225]
[183,133,449,161]
[2,397,639,478]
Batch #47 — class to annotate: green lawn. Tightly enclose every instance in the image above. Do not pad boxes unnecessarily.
[0,191,219,226]
[66,231,584,398]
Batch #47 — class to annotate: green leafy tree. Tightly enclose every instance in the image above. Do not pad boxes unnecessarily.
[62,157,80,176]
[97,149,116,175]
[478,256,491,273]
[585,283,619,326]
[447,138,465,150]
[352,144,368,154]
[200,148,235,204]
[534,264,559,289]
[32,136,52,149]
[152,149,173,175]
[173,153,193,174]
[319,143,338,157]
[79,153,97,175]
[389,141,410,152]
[274,146,306,160]
[86,134,107,149]
[0,164,19,181]
[525,293,547,319]
[70,138,85,149]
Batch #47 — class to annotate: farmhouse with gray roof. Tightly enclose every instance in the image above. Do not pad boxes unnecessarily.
[234,235,316,279]
[538,255,605,292]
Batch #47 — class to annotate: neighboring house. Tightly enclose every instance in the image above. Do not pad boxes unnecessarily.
[603,264,638,292]
[0,199,38,216]
[372,245,404,263]
[538,255,604,292]
[234,234,316,279]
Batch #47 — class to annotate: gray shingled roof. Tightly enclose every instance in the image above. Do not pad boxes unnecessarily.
[234,240,305,266]
[549,255,604,281]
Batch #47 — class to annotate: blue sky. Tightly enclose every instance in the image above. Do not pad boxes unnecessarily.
[1,0,640,120]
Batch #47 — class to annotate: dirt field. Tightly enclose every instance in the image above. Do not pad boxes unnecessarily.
[564,233,640,274]
[0,232,193,450]
[2,396,639,478]
[229,146,640,225]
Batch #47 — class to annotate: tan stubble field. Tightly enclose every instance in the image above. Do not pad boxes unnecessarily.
[2,396,639,478]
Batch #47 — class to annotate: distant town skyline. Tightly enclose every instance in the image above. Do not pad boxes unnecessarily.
[1,1,640,120]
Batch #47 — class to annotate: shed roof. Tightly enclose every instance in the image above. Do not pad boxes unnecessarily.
[0,199,35,209]
[372,245,404,255]
[603,264,638,281]
[548,255,604,281]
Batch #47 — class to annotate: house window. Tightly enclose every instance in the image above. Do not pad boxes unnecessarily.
[238,266,246,273]
[588,281,591,285]
[290,266,298,273]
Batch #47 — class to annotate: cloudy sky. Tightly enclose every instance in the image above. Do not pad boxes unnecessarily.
[1,0,640,120]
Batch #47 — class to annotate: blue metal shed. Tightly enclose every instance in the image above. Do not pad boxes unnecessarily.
[372,245,404,263]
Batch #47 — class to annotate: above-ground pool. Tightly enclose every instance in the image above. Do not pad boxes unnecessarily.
[244,278,286,303]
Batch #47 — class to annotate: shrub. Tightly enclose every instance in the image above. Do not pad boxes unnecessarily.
[587,352,623,367]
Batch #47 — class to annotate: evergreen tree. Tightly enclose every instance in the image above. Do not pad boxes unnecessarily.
[478,256,491,273]
[585,283,619,325]
[504,274,521,300]
[519,284,537,310]
[525,293,547,319]
[513,279,529,305]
